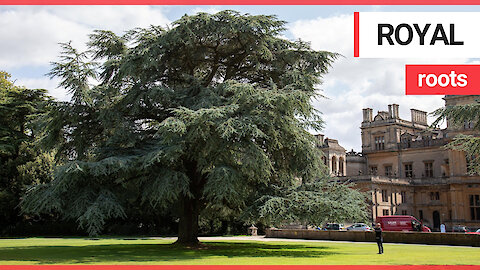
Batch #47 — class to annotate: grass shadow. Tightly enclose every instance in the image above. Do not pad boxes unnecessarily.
[0,241,341,264]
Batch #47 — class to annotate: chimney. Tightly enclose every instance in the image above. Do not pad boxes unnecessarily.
[388,104,400,119]
[315,134,325,146]
[363,108,373,122]
[411,109,427,125]
[392,104,399,119]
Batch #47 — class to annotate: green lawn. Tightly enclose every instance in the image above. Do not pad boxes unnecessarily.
[0,237,478,265]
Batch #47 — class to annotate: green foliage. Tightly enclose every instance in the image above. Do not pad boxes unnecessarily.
[23,11,367,240]
[444,134,480,174]
[0,71,54,229]
[17,143,56,185]
[253,180,369,226]
[432,98,480,174]
[432,100,480,130]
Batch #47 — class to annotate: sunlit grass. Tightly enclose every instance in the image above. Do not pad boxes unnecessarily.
[0,237,478,265]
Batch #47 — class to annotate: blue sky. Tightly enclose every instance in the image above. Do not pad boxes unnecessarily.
[2,5,479,151]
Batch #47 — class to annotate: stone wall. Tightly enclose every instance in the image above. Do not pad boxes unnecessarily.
[265,229,480,247]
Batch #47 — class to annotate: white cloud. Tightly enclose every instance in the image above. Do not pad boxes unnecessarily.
[290,14,352,57]
[0,6,171,69]
[191,6,223,15]
[0,8,90,69]
[0,6,171,101]
[16,76,70,101]
[290,14,465,151]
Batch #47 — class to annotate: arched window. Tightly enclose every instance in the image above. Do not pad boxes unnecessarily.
[339,157,344,176]
[332,156,337,174]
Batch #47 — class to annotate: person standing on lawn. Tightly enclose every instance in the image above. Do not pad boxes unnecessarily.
[375,223,383,254]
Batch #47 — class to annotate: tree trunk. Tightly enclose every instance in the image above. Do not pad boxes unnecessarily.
[176,196,200,246]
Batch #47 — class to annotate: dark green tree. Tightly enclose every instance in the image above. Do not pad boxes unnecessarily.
[433,98,480,174]
[0,71,53,231]
[22,11,368,245]
[252,179,369,228]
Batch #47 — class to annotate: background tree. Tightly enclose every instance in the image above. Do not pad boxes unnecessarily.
[433,98,480,174]
[22,11,368,245]
[0,71,53,232]
[251,179,369,228]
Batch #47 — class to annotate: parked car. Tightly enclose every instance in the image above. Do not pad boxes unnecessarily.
[346,223,372,231]
[467,229,480,235]
[452,225,468,233]
[376,215,431,232]
[323,223,345,231]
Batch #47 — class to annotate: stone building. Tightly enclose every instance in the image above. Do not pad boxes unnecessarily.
[329,96,480,231]
[345,150,366,177]
[316,134,346,176]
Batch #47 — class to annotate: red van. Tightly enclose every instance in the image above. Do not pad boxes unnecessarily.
[376,215,431,232]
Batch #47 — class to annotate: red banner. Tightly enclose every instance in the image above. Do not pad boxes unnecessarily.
[406,65,480,95]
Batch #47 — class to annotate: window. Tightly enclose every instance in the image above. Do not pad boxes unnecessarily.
[384,165,392,176]
[402,210,408,215]
[430,191,440,200]
[419,210,424,220]
[470,194,480,220]
[404,163,413,178]
[466,155,477,175]
[370,166,378,175]
[383,209,390,216]
[381,189,389,202]
[339,157,344,176]
[424,162,434,177]
[464,121,474,129]
[332,156,337,174]
[375,136,385,150]
[401,191,407,203]
[442,159,450,177]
